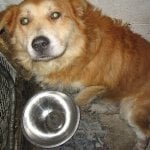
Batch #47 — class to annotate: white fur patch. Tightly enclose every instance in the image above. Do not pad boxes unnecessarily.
[71,81,84,89]
[120,98,146,140]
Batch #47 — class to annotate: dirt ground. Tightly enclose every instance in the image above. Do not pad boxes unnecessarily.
[100,113,136,150]
[89,99,150,150]
[16,79,150,150]
[99,113,150,150]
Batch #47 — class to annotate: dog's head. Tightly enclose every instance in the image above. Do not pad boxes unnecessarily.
[0,0,87,63]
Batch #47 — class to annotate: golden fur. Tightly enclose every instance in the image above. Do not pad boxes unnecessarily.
[0,0,150,149]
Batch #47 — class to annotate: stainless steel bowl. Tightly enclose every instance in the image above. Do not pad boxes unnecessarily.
[22,91,80,148]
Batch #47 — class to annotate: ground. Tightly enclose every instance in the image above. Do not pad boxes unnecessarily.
[15,78,150,150]
[100,113,136,150]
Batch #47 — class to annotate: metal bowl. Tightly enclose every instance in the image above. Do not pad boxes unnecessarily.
[21,91,80,148]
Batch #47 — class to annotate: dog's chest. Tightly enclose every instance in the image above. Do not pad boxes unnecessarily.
[36,74,84,91]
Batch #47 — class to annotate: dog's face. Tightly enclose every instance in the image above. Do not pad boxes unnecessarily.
[0,0,87,62]
[15,0,77,61]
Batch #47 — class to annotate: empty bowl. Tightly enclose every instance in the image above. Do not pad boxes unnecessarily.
[21,91,80,148]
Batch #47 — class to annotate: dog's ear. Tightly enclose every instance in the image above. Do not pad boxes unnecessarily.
[70,0,87,17]
[0,5,18,36]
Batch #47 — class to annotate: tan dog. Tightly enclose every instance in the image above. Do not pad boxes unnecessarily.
[0,0,150,149]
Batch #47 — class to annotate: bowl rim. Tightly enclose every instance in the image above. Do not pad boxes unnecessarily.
[21,90,80,148]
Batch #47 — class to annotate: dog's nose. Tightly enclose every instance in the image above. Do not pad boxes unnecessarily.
[32,36,50,52]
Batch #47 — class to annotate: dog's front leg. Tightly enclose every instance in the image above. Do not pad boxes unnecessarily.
[75,85,106,106]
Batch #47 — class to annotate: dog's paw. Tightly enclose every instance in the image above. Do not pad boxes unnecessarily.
[89,103,108,114]
[89,102,119,114]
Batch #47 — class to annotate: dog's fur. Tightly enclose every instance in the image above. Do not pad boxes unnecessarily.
[0,0,150,149]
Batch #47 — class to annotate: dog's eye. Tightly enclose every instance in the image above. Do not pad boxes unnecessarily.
[50,12,61,20]
[20,17,30,25]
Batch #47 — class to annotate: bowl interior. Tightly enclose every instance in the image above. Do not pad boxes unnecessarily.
[22,91,80,148]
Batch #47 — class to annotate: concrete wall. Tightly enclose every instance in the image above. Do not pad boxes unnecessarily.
[0,0,150,40]
[88,0,150,40]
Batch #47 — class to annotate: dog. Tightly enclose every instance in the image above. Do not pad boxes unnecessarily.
[0,0,150,149]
